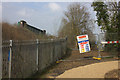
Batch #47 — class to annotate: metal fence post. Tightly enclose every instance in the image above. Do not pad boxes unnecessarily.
[98,34,101,58]
[0,41,2,80]
[9,40,12,79]
[36,39,39,71]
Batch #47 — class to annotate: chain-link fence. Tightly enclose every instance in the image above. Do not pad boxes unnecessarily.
[2,38,67,78]
[99,33,119,57]
[72,33,119,59]
[86,33,119,58]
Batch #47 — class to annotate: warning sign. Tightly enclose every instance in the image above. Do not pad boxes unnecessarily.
[77,35,90,53]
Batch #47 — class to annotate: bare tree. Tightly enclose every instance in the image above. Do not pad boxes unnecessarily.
[58,3,95,48]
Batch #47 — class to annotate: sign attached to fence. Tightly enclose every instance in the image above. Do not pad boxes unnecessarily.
[77,35,90,53]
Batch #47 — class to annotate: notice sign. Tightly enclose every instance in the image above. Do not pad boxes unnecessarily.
[77,35,90,53]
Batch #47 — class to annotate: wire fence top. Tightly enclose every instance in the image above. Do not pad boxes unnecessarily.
[2,38,67,48]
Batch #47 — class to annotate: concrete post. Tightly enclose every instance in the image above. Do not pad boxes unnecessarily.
[98,34,101,58]
[9,40,12,79]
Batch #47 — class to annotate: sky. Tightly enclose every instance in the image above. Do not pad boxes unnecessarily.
[1,1,101,35]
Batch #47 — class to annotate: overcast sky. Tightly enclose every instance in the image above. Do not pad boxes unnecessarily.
[1,1,101,35]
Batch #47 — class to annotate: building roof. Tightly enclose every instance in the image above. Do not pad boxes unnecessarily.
[27,24,44,32]
[20,20,46,32]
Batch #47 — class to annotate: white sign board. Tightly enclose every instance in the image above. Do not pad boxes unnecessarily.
[77,35,90,53]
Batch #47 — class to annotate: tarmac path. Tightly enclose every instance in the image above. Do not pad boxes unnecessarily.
[56,61,119,78]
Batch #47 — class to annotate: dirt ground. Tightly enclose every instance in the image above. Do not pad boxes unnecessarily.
[105,69,120,79]
[34,50,118,78]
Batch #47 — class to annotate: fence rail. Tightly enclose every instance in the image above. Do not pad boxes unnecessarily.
[98,33,119,57]
[2,38,67,78]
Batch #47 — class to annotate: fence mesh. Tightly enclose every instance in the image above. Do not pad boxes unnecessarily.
[2,38,67,78]
[99,33,119,57]
[75,33,119,58]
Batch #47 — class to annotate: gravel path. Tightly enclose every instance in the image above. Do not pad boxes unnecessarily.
[35,50,118,79]
[56,61,119,78]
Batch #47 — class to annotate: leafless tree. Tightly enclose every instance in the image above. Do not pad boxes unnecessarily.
[58,3,95,47]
